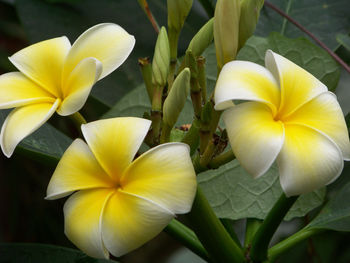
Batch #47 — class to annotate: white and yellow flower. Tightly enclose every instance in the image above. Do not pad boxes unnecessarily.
[0,23,135,157]
[215,50,350,196]
[46,117,197,258]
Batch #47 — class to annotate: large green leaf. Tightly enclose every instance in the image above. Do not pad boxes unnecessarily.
[307,180,350,231]
[0,243,117,263]
[14,0,206,108]
[198,160,325,221]
[256,0,350,50]
[237,32,340,92]
[0,111,72,163]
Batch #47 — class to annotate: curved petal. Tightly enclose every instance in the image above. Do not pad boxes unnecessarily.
[214,60,280,114]
[46,139,116,200]
[57,57,102,116]
[64,189,113,259]
[9,37,71,98]
[265,50,327,118]
[102,190,174,257]
[0,72,55,109]
[284,92,350,160]
[122,143,196,214]
[0,99,60,157]
[223,102,284,178]
[81,117,151,181]
[63,23,135,82]
[277,124,344,197]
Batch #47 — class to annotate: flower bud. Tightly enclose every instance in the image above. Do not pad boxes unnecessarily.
[167,0,193,32]
[152,27,170,87]
[238,0,264,49]
[214,0,241,70]
[188,18,214,57]
[163,68,191,127]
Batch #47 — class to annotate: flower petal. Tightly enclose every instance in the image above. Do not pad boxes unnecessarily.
[0,99,60,157]
[121,143,196,214]
[9,37,71,98]
[64,189,113,259]
[46,139,116,200]
[81,117,151,181]
[102,190,174,257]
[57,57,102,116]
[284,92,350,160]
[265,50,327,118]
[214,60,280,114]
[278,124,344,197]
[63,23,135,82]
[0,72,55,109]
[223,102,284,177]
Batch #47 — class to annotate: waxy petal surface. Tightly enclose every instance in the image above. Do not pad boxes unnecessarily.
[122,143,196,214]
[278,124,343,196]
[9,37,71,98]
[0,72,55,109]
[102,190,173,257]
[284,92,350,160]
[265,50,327,118]
[58,57,102,116]
[46,139,115,200]
[223,102,284,178]
[81,118,151,181]
[214,60,280,114]
[63,23,135,81]
[64,189,113,259]
[1,99,59,157]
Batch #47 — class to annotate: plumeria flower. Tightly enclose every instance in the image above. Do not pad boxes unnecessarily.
[45,117,197,258]
[214,50,350,196]
[0,23,135,157]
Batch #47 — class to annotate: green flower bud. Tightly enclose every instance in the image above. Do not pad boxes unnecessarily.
[214,0,241,70]
[167,0,193,32]
[163,68,191,127]
[152,27,170,87]
[238,0,264,49]
[188,18,214,57]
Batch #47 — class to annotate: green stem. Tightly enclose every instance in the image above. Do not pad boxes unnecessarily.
[187,187,245,263]
[268,227,323,262]
[250,193,298,262]
[208,149,235,169]
[244,218,263,249]
[182,119,201,155]
[69,111,87,131]
[138,57,154,102]
[220,218,242,248]
[160,123,172,144]
[164,219,210,261]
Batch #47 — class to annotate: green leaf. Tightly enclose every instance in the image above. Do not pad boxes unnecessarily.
[237,32,340,91]
[198,160,325,221]
[103,84,194,126]
[337,34,350,52]
[14,0,206,109]
[256,0,350,50]
[0,243,117,263]
[307,181,350,232]
[0,111,72,164]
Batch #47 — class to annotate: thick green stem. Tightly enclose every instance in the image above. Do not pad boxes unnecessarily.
[160,123,172,144]
[164,219,210,261]
[138,57,154,102]
[209,149,235,169]
[187,187,245,263]
[69,111,87,135]
[268,227,323,262]
[182,119,201,155]
[244,218,263,249]
[150,86,164,145]
[250,193,298,262]
[220,218,242,248]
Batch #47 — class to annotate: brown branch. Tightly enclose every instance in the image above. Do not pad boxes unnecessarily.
[138,0,160,34]
[265,0,350,74]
